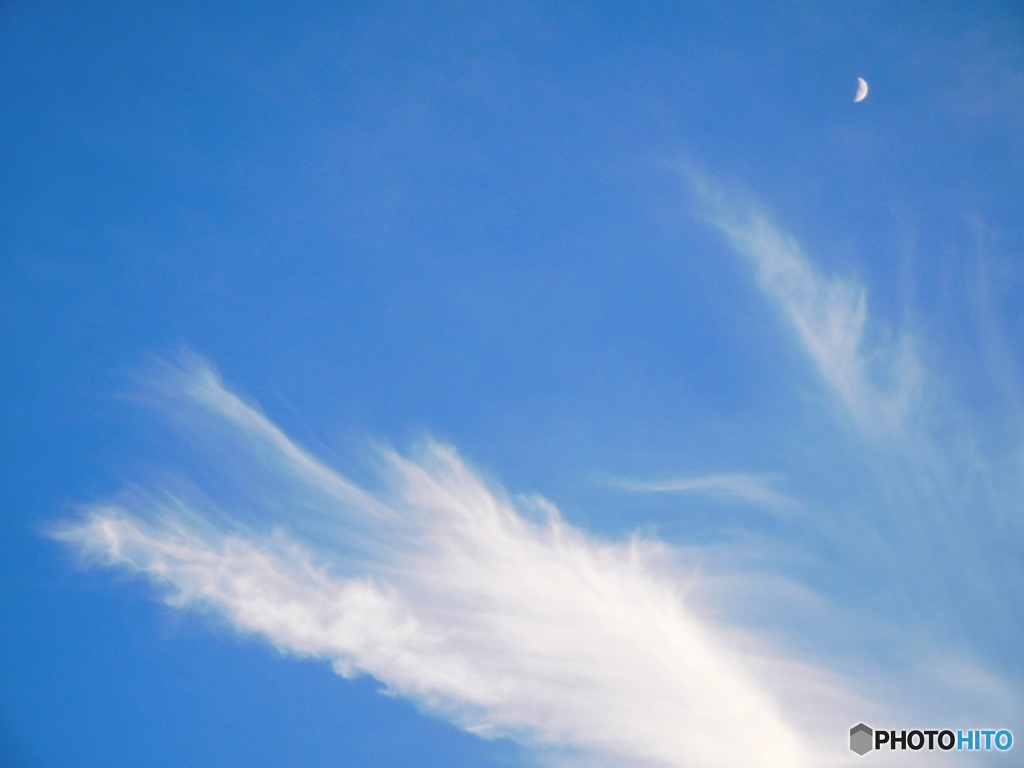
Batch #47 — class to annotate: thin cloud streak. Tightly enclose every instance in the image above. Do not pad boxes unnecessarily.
[609,472,795,509]
[53,359,839,768]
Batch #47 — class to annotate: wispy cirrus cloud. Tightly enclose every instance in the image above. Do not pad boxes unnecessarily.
[607,472,795,509]
[53,358,842,768]
[685,177,1023,741]
[51,179,1024,766]
[691,179,922,435]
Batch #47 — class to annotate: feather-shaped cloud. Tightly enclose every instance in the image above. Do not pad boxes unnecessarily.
[53,358,837,768]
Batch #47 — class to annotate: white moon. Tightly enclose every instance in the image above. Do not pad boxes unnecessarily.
[854,77,869,103]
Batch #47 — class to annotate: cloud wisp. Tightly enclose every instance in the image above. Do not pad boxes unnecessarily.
[691,180,922,435]
[53,359,839,768]
[608,472,796,510]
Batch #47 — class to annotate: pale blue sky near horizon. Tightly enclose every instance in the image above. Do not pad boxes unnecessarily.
[2,2,1023,767]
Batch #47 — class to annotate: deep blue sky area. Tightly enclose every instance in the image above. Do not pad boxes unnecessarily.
[2,3,1022,767]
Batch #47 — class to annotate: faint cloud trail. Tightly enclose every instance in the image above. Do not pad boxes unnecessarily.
[690,178,922,435]
[607,472,795,509]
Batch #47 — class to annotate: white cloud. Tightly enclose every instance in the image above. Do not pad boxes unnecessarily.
[52,185,1024,767]
[608,472,795,509]
[691,180,922,434]
[52,358,843,768]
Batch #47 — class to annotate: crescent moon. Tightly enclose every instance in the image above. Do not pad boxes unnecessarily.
[854,77,869,103]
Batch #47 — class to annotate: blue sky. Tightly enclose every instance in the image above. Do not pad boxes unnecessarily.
[2,2,1023,766]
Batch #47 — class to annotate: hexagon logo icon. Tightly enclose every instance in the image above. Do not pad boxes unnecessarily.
[850,723,873,756]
